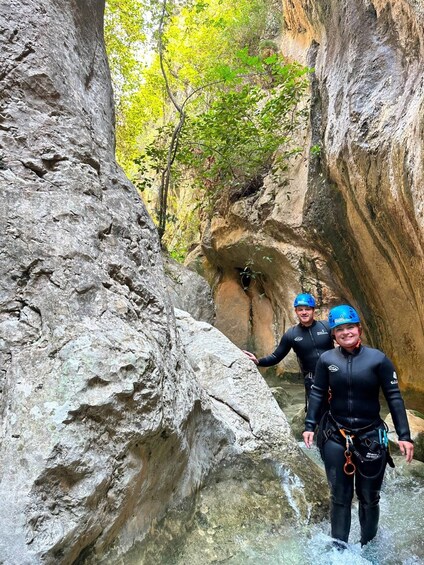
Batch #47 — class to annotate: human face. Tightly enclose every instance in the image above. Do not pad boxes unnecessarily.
[295,306,315,327]
[333,323,361,351]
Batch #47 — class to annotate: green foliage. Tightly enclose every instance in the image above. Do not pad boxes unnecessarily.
[105,0,310,259]
[174,54,309,210]
[310,143,322,156]
[104,0,146,100]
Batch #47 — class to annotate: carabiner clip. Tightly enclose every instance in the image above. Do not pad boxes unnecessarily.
[343,450,356,475]
[378,428,389,448]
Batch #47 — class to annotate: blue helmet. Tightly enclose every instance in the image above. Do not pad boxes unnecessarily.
[328,305,360,329]
[293,293,316,308]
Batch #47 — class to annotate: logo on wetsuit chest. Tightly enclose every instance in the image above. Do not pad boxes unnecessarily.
[316,330,329,335]
[294,336,303,341]
[328,365,339,372]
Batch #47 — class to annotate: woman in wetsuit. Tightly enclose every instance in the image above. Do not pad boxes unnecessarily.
[303,305,414,547]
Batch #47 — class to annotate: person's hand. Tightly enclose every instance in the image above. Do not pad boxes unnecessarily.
[303,431,314,449]
[242,350,259,365]
[398,440,414,463]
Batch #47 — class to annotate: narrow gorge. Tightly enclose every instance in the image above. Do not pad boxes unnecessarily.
[0,0,423,563]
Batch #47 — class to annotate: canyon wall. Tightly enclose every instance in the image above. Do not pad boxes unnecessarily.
[189,0,424,391]
[0,1,326,562]
[0,0,205,561]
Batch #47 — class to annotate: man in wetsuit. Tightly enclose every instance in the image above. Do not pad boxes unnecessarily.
[243,293,334,408]
[303,305,414,548]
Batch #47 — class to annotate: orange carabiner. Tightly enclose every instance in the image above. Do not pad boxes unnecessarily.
[343,450,356,475]
[339,429,355,442]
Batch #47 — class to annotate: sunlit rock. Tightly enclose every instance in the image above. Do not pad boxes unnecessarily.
[385,409,424,462]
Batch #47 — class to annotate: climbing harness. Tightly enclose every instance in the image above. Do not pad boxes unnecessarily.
[317,412,395,478]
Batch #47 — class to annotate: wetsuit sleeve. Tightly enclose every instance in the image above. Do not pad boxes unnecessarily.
[304,356,329,431]
[379,356,412,442]
[257,330,292,367]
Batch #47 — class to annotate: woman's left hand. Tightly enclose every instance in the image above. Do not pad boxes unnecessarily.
[398,440,414,463]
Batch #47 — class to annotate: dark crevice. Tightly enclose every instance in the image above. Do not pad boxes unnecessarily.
[208,394,250,425]
[98,223,113,239]
[237,267,252,290]
[20,160,47,178]
[81,155,101,175]
[228,172,267,203]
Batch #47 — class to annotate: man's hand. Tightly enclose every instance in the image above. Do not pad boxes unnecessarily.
[303,431,314,449]
[242,350,259,365]
[398,440,414,463]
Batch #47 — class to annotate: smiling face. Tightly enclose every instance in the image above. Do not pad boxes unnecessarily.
[295,306,315,327]
[333,323,362,351]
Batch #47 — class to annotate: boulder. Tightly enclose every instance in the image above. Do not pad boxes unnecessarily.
[164,255,215,324]
[385,410,424,462]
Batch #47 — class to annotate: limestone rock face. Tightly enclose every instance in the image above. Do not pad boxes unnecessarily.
[189,0,424,391]
[0,1,327,563]
[163,256,215,324]
[0,1,214,562]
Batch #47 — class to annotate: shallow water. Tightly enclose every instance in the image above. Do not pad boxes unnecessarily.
[122,381,424,565]
[215,446,424,565]
[122,449,423,565]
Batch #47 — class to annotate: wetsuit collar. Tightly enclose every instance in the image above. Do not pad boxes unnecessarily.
[340,342,363,356]
[299,319,316,329]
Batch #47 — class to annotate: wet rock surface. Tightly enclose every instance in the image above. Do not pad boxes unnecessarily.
[122,453,327,565]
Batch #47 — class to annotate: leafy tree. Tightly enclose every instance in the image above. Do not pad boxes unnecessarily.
[104,0,149,166]
[105,0,310,256]
[175,52,309,211]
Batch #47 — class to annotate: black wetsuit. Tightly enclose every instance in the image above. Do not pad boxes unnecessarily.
[258,320,334,399]
[305,344,412,545]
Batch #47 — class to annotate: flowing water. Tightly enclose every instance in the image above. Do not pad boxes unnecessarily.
[121,381,424,565]
[238,447,424,565]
